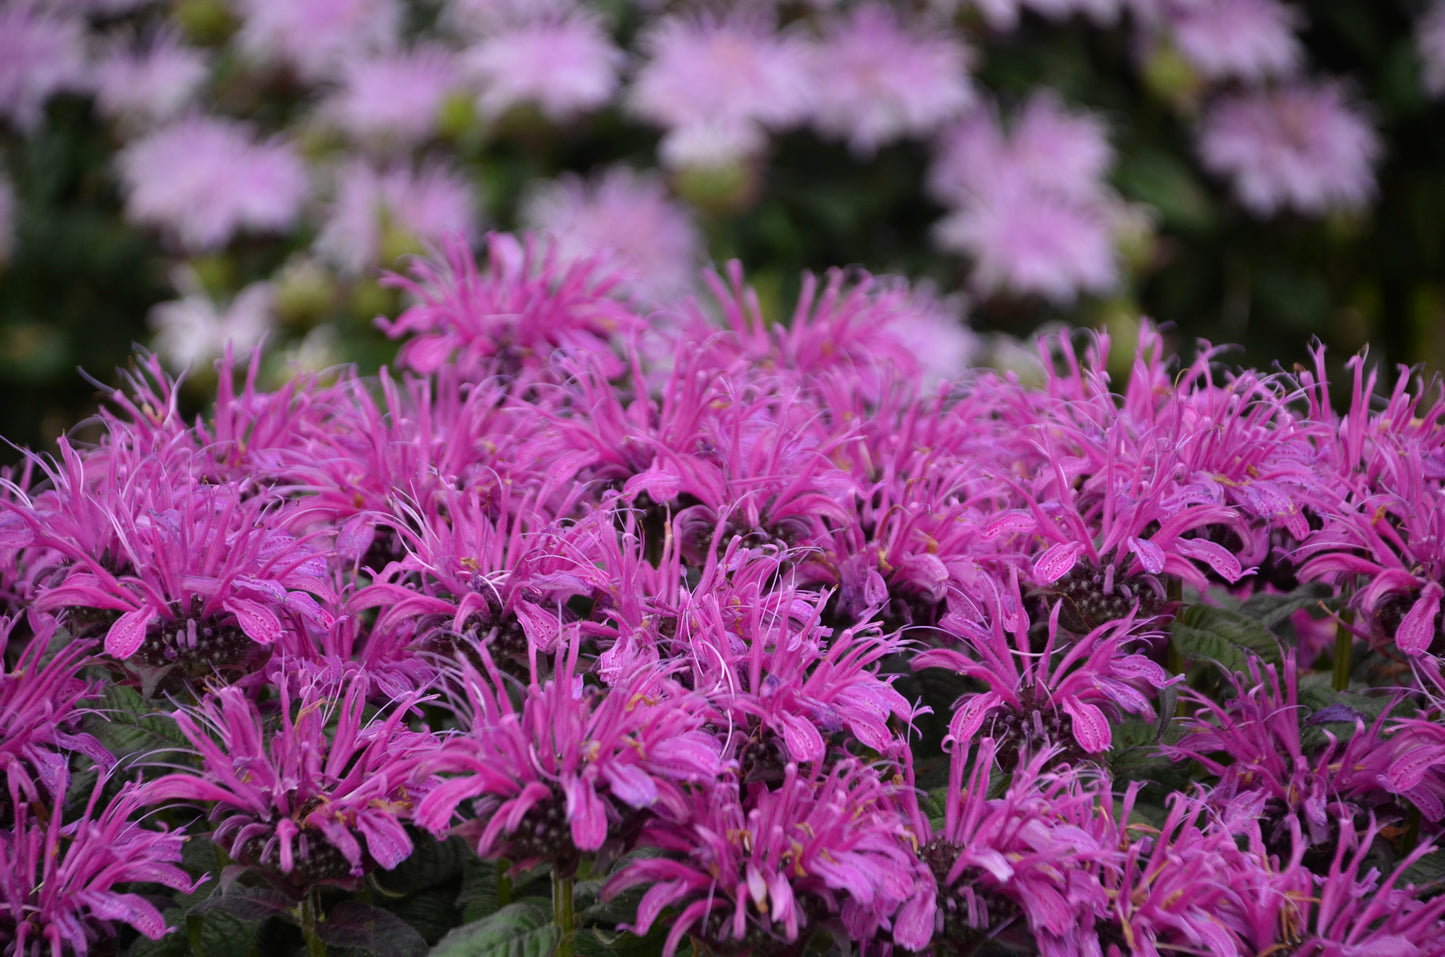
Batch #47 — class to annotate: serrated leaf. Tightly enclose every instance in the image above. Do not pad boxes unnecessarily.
[190,885,296,923]
[1238,583,1338,629]
[376,833,471,896]
[1172,604,1283,680]
[382,889,463,946]
[428,901,559,957]
[319,902,429,957]
[84,684,195,774]
[1401,848,1445,891]
[185,903,267,957]
[126,915,192,957]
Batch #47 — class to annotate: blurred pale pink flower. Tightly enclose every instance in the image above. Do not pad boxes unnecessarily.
[1418,0,1445,97]
[117,115,309,251]
[808,3,974,155]
[232,0,402,81]
[463,11,622,123]
[442,0,582,36]
[629,12,812,167]
[935,179,1120,305]
[1198,81,1381,217]
[520,166,701,304]
[316,160,480,275]
[930,92,1113,204]
[149,268,276,369]
[92,30,209,128]
[968,0,1128,31]
[0,2,87,131]
[321,45,459,148]
[1166,0,1304,83]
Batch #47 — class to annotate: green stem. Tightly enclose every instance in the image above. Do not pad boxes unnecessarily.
[553,871,576,957]
[300,893,327,957]
[1333,609,1356,692]
[497,859,513,908]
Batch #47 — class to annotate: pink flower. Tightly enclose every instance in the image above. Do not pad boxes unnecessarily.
[1197,81,1381,217]
[0,2,87,131]
[1165,0,1304,83]
[629,12,812,166]
[116,114,309,251]
[935,179,1121,304]
[320,45,459,149]
[232,0,402,81]
[315,160,479,275]
[91,29,209,128]
[149,267,276,368]
[1418,0,1445,97]
[520,166,702,305]
[807,4,974,155]
[462,11,622,123]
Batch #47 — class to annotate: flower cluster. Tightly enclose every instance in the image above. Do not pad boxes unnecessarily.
[3,233,1445,954]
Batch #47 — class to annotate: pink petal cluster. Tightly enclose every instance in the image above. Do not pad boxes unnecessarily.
[320,45,460,148]
[0,2,87,132]
[91,30,209,128]
[315,160,480,275]
[231,0,403,81]
[116,114,309,251]
[462,10,622,123]
[1163,0,1305,83]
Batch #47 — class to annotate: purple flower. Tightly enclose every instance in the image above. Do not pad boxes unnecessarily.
[146,660,439,892]
[232,0,402,82]
[1419,0,1445,97]
[0,776,201,955]
[520,166,702,306]
[1163,0,1305,83]
[462,10,622,124]
[1198,81,1381,217]
[807,4,974,155]
[413,630,723,876]
[149,267,276,369]
[116,114,309,252]
[91,29,209,129]
[628,11,812,167]
[607,759,923,956]
[315,159,480,275]
[0,2,87,132]
[319,45,460,149]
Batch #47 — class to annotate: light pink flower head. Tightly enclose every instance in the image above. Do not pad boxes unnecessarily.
[808,4,974,155]
[520,166,701,305]
[231,0,402,82]
[1198,81,1381,217]
[442,0,582,36]
[117,114,309,251]
[92,30,209,128]
[629,11,813,166]
[0,2,87,131]
[969,0,1128,31]
[316,160,480,275]
[149,267,276,369]
[931,92,1113,205]
[1418,0,1445,97]
[1165,0,1304,83]
[935,178,1120,305]
[320,45,460,149]
[463,10,622,123]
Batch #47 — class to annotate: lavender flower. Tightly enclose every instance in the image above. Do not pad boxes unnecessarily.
[146,661,438,892]
[628,11,812,167]
[520,166,702,306]
[231,0,402,82]
[1163,0,1305,83]
[0,776,201,955]
[1198,81,1381,217]
[116,114,309,251]
[0,2,87,132]
[315,160,480,275]
[807,4,974,155]
[148,267,275,369]
[320,45,460,149]
[91,29,209,129]
[462,10,622,124]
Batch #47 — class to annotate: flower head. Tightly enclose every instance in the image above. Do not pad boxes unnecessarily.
[117,114,309,251]
[232,0,402,81]
[807,4,974,155]
[0,2,86,132]
[149,267,276,369]
[91,29,209,128]
[1164,0,1305,83]
[320,45,460,149]
[462,10,622,123]
[1198,81,1381,217]
[315,160,479,275]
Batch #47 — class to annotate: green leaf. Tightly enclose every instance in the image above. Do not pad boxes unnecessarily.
[1114,148,1216,233]
[83,684,195,774]
[1237,583,1337,630]
[190,884,296,923]
[375,833,471,896]
[320,902,430,957]
[1172,603,1283,679]
[428,901,559,957]
[382,889,464,946]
